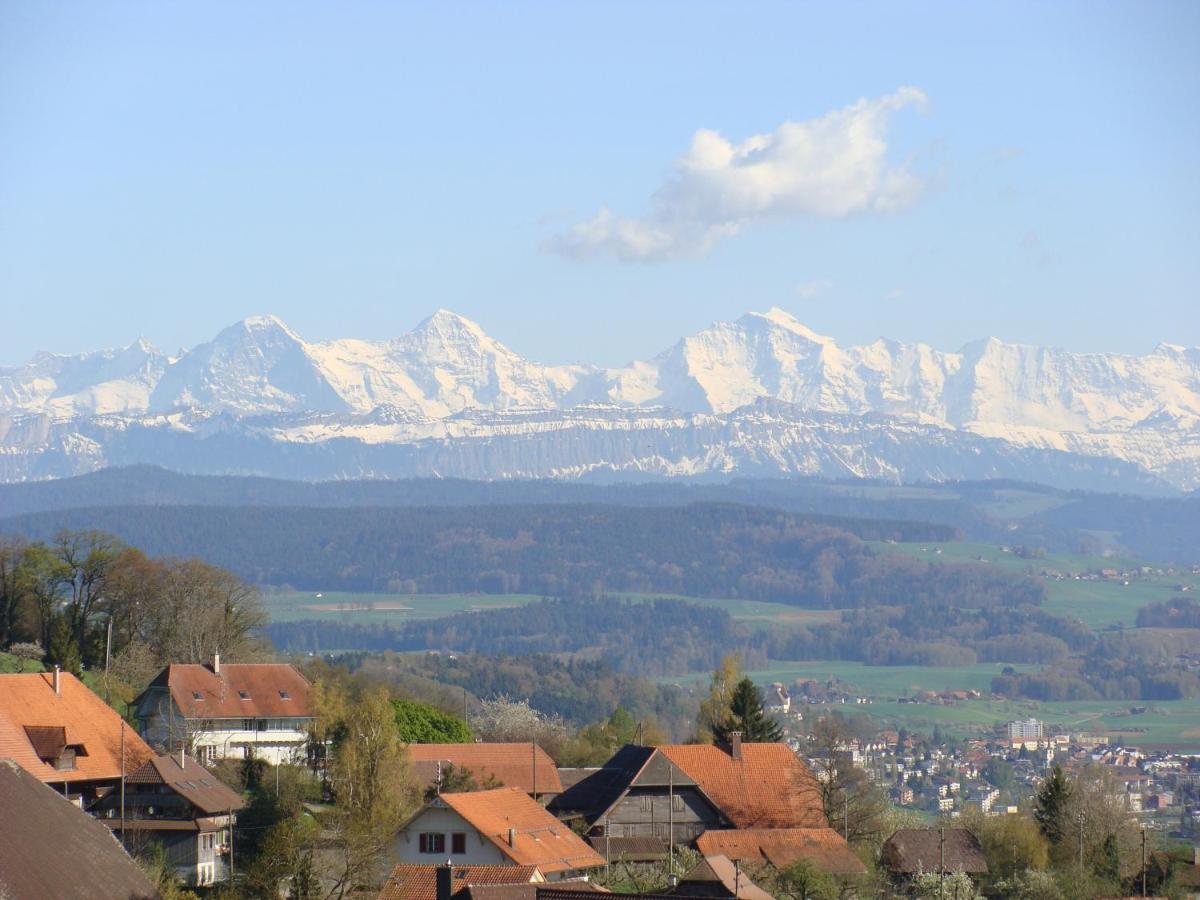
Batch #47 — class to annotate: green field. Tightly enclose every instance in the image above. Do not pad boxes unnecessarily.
[870,540,1199,629]
[262,591,546,623]
[263,589,842,628]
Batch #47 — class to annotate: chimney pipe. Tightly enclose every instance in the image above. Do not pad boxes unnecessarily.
[213,652,220,675]
[730,731,743,760]
[436,862,452,900]
[508,827,517,848]
[179,748,186,769]
[53,665,61,697]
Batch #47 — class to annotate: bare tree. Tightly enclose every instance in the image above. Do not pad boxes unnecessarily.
[806,713,889,849]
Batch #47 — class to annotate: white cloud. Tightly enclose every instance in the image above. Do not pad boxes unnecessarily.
[796,278,834,299]
[547,87,929,263]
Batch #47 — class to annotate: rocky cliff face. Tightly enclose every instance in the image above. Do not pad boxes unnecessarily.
[2,310,1196,489]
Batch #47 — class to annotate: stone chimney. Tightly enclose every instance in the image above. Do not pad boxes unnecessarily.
[436,862,452,900]
[213,652,220,675]
[508,827,517,848]
[53,665,61,697]
[729,731,743,760]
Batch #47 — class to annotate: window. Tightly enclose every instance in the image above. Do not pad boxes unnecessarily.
[672,794,684,812]
[242,719,254,731]
[451,833,466,855]
[639,795,652,812]
[55,749,77,772]
[418,833,446,854]
[238,690,250,700]
[278,690,290,700]
[192,691,204,701]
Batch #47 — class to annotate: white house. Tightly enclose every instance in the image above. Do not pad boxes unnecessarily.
[134,654,313,765]
[390,787,605,879]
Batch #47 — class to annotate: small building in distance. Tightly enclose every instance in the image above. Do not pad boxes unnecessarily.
[133,654,313,764]
[881,828,988,886]
[0,758,159,900]
[391,787,605,879]
[0,668,153,807]
[407,743,563,801]
[672,854,774,900]
[92,751,245,888]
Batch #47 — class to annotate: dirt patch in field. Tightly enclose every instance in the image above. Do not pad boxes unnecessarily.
[303,603,414,612]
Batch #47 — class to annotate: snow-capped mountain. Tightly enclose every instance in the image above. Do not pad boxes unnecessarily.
[1,309,1197,489]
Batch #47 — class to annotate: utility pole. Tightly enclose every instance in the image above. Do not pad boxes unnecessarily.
[119,720,126,847]
[843,796,849,841]
[668,762,675,879]
[1141,827,1147,897]
[228,805,235,887]
[1077,812,1085,870]
[939,827,945,900]
[532,740,537,800]
[104,618,112,703]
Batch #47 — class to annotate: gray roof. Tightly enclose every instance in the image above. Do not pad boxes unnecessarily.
[0,758,159,899]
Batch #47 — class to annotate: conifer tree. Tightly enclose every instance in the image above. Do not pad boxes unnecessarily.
[715,677,783,743]
[1034,764,1072,847]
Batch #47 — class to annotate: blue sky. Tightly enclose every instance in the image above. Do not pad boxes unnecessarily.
[2,1,1197,366]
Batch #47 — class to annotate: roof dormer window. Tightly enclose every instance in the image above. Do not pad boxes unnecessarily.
[238,691,250,700]
[192,691,204,701]
[278,690,290,700]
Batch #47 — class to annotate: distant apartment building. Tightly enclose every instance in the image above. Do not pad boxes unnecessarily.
[1007,718,1043,740]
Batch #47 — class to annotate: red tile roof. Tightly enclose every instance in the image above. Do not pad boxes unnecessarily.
[435,788,606,874]
[151,663,313,719]
[0,672,153,784]
[695,828,867,874]
[407,743,563,795]
[680,855,774,900]
[378,864,540,900]
[656,744,826,829]
[0,759,159,900]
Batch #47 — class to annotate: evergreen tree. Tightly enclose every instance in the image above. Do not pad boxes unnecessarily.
[715,677,783,743]
[46,615,82,677]
[1034,765,1072,847]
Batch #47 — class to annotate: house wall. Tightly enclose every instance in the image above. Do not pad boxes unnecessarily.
[390,807,509,867]
[600,787,720,844]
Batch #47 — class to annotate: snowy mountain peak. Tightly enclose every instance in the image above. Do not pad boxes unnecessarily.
[743,307,833,343]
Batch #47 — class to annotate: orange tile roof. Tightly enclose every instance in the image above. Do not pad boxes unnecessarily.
[407,743,563,795]
[0,673,153,784]
[656,744,827,829]
[695,828,867,874]
[436,788,606,874]
[151,662,313,719]
[378,864,540,900]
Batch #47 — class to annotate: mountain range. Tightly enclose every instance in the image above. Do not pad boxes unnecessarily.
[2,309,1197,490]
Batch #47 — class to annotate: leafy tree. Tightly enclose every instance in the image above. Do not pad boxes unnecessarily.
[807,713,889,848]
[393,699,471,743]
[1034,765,1072,847]
[715,677,782,743]
[767,859,839,900]
[963,808,1049,882]
[696,654,742,743]
[909,870,983,899]
[328,686,418,897]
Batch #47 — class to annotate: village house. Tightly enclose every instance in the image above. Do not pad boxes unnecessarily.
[91,751,245,888]
[672,855,774,900]
[881,828,988,888]
[133,654,313,764]
[0,758,159,900]
[377,863,544,900]
[693,827,867,877]
[550,735,826,856]
[0,668,154,807]
[407,742,563,802]
[391,787,606,879]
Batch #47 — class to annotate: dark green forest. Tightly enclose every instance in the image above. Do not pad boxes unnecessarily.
[3,466,1195,562]
[3,503,1019,602]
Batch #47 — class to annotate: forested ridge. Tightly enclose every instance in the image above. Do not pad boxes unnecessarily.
[3,502,1002,602]
[4,465,1195,562]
